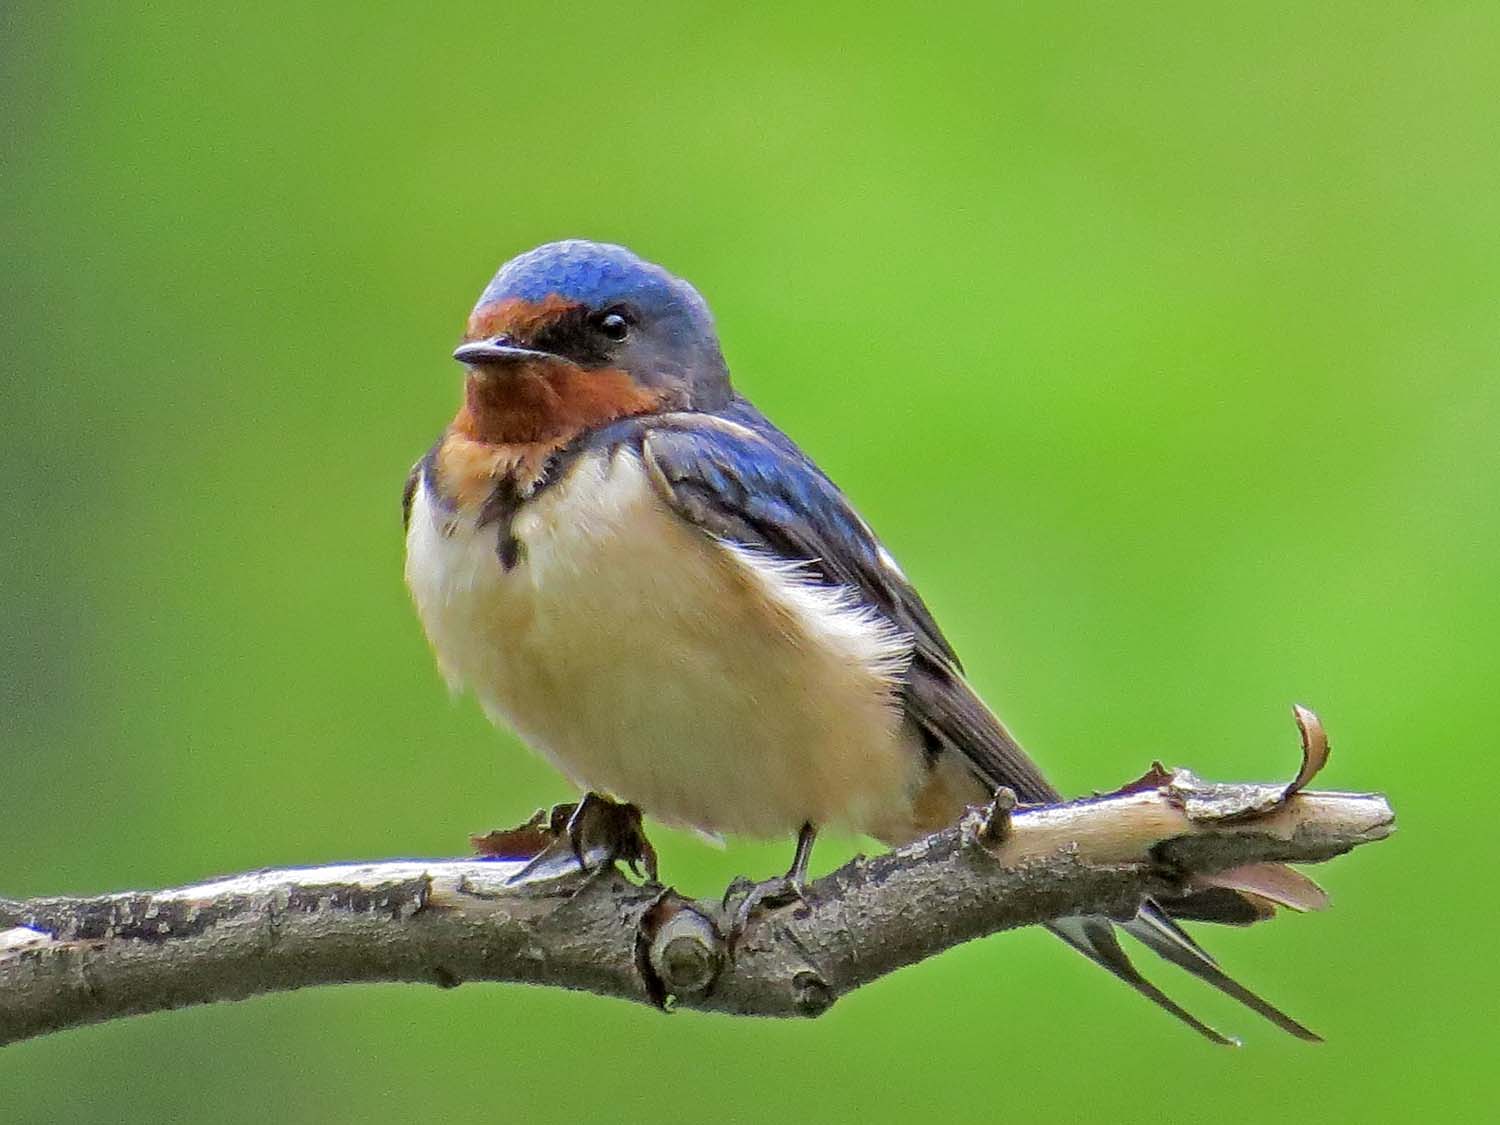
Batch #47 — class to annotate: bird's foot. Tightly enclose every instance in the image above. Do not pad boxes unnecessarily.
[719,822,818,955]
[720,870,809,954]
[472,792,659,886]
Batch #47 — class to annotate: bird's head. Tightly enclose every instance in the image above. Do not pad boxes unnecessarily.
[452,240,731,445]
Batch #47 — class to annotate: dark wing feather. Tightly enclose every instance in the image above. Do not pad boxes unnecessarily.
[403,439,443,532]
[633,398,1058,804]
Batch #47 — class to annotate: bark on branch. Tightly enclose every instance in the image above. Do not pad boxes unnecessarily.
[0,756,1393,1047]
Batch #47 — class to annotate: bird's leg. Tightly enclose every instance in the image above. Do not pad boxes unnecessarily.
[785,821,817,891]
[502,791,659,886]
[722,822,817,951]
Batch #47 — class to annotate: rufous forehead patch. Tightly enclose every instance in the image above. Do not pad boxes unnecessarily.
[464,294,581,342]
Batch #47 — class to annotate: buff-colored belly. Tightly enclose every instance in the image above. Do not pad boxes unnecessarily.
[404,446,920,838]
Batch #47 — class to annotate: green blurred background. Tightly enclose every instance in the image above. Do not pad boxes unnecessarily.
[4,2,1496,1120]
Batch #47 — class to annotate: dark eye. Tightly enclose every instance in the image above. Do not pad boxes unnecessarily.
[597,311,630,342]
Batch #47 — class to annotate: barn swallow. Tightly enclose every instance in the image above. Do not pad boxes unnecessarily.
[404,240,1318,1044]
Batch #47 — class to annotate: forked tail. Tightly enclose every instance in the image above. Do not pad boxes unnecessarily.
[1048,902,1320,1045]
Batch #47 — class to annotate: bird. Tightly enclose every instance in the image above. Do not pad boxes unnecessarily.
[403,239,1319,1045]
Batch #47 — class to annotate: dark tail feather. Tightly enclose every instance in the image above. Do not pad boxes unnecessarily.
[1158,886,1278,925]
[1123,904,1322,1042]
[1047,917,1239,1046]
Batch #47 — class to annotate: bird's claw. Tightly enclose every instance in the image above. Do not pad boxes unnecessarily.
[717,822,817,955]
[481,792,659,887]
[720,871,809,956]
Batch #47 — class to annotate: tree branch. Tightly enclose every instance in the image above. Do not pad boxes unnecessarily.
[1,760,1392,1047]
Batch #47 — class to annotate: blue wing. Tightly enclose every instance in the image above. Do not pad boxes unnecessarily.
[591,397,1059,805]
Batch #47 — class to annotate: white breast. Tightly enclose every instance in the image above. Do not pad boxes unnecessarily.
[404,445,920,838]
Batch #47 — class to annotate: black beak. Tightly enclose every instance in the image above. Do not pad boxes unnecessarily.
[452,336,558,366]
